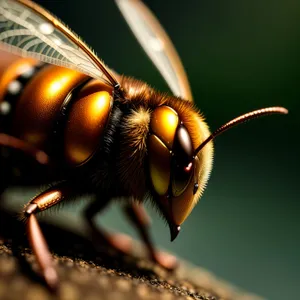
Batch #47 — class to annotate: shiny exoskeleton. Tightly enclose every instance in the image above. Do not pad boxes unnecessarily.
[0,49,214,287]
[0,0,287,290]
[0,51,211,213]
[0,50,112,170]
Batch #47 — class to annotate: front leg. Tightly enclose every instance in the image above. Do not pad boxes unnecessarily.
[23,182,75,289]
[124,202,178,271]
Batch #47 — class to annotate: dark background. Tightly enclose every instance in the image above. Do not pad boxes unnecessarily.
[9,0,300,299]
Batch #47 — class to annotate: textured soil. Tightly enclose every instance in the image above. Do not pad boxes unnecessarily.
[0,208,263,300]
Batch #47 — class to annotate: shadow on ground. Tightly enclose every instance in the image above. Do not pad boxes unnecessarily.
[0,209,263,300]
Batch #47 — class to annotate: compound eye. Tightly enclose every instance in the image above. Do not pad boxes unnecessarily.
[175,125,193,161]
[171,125,194,196]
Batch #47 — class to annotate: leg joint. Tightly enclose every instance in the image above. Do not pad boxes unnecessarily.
[24,203,39,216]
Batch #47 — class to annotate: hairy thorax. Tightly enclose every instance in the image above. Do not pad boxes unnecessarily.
[107,76,213,204]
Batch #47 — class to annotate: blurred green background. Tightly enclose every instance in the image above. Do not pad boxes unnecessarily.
[9,0,300,299]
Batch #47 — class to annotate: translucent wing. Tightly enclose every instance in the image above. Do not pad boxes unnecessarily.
[0,0,118,86]
[115,0,193,101]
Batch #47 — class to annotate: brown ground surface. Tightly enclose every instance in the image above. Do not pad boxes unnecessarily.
[0,209,263,300]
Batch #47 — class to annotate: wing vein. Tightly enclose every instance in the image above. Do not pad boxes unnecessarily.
[0,0,117,86]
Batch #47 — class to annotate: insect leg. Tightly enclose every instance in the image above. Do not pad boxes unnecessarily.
[84,199,133,255]
[124,202,178,271]
[23,182,73,290]
[0,133,49,165]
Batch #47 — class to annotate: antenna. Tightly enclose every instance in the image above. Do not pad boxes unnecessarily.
[194,106,288,155]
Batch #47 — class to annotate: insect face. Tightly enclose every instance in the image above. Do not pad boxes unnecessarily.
[148,105,213,240]
[146,102,287,241]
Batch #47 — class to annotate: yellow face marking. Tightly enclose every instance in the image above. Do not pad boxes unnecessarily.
[171,156,200,225]
[148,134,171,196]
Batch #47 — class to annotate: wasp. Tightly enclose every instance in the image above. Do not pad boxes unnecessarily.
[0,0,287,289]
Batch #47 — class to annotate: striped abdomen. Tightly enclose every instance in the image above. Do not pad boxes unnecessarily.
[0,50,113,169]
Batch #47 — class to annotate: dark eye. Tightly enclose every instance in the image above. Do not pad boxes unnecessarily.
[173,125,193,163]
[171,125,194,196]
